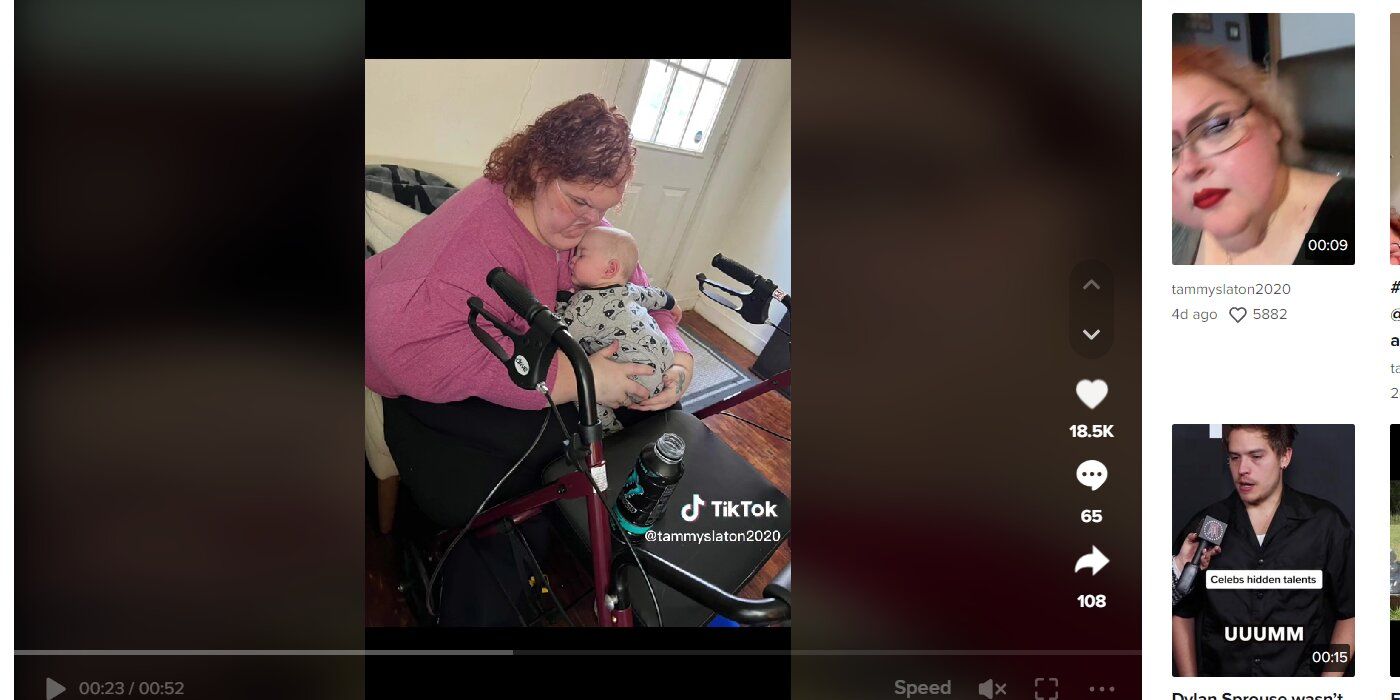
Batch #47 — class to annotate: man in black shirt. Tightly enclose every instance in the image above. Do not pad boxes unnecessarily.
[1172,425,1354,676]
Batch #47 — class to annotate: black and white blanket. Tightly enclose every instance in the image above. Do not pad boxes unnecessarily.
[364,164,459,215]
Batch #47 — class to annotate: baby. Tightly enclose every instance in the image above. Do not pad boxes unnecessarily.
[556,226,677,434]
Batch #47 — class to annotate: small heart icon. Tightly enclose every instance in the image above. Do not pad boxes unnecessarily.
[1076,379,1108,410]
[1229,307,1246,323]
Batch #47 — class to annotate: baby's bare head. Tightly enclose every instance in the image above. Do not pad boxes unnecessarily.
[571,226,639,288]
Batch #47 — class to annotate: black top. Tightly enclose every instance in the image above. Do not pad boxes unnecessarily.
[1173,486,1354,676]
[1177,176,1354,265]
[1290,176,1353,265]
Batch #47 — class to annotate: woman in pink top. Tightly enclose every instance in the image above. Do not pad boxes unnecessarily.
[365,94,693,527]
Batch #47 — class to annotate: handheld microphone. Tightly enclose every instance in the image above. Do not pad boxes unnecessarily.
[1175,515,1227,598]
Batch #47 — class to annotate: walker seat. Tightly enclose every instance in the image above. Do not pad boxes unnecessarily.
[541,410,790,626]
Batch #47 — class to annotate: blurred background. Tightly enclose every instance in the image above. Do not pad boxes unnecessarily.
[792,0,1141,694]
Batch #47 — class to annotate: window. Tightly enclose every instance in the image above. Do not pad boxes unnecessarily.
[631,59,739,153]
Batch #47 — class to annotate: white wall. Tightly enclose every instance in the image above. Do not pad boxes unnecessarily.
[1182,13,1251,61]
[687,102,791,352]
[1279,13,1354,58]
[365,60,626,170]
[670,60,792,354]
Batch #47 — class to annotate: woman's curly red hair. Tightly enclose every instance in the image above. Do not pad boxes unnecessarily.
[485,93,637,202]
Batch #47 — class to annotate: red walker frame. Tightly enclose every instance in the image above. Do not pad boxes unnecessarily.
[461,255,790,627]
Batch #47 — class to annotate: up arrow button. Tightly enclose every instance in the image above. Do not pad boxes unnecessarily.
[1069,261,1113,359]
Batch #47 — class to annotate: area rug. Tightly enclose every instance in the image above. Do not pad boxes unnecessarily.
[678,327,760,416]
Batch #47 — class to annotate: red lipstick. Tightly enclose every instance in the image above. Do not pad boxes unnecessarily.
[1193,188,1229,209]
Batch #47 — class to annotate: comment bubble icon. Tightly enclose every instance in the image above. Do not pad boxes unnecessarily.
[1077,460,1107,491]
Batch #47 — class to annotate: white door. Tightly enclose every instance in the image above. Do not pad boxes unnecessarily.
[609,59,755,290]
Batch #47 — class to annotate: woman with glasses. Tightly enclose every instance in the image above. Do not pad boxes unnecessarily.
[365,94,694,528]
[1172,46,1353,265]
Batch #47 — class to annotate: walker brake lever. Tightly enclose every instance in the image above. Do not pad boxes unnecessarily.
[467,297,517,363]
[697,272,775,324]
[467,296,557,390]
[696,273,744,312]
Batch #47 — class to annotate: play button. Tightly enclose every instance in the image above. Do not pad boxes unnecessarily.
[46,678,65,700]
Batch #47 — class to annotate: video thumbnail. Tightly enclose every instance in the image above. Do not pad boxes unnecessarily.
[1171,424,1354,676]
[1172,14,1355,265]
[1389,425,1400,675]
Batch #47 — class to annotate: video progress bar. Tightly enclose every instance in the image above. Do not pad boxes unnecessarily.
[17,649,1141,656]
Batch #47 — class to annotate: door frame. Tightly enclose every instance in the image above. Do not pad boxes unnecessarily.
[612,59,759,287]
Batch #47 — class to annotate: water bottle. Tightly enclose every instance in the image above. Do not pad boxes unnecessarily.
[612,433,686,539]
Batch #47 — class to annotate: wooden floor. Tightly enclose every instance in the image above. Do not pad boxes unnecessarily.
[365,312,792,626]
[687,313,792,603]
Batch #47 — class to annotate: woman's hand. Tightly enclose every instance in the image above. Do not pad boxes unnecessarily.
[590,341,655,408]
[549,341,654,409]
[633,351,693,411]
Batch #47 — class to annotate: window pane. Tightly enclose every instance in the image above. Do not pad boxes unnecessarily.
[681,59,709,74]
[706,59,738,83]
[681,80,726,152]
[631,60,675,143]
[654,70,701,148]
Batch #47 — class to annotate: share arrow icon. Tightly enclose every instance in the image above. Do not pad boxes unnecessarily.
[1074,546,1109,575]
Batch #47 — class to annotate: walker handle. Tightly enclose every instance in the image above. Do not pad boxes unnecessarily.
[487,267,552,329]
[703,255,789,323]
[712,253,761,288]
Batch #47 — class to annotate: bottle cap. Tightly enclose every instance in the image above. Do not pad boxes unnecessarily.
[653,432,686,463]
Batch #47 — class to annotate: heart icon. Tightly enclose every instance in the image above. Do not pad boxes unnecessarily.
[1076,379,1108,409]
[1229,307,1246,323]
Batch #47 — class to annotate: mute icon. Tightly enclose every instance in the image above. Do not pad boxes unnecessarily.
[979,678,1006,698]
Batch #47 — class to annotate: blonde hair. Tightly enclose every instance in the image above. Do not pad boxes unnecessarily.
[1172,45,1303,165]
[586,226,639,279]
